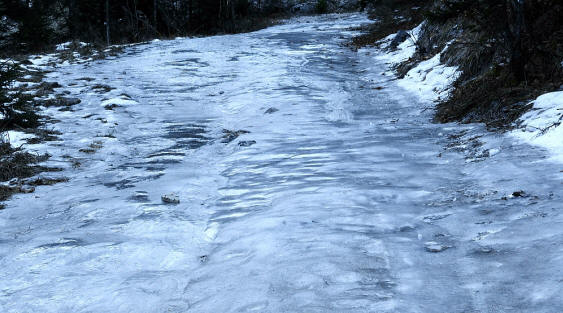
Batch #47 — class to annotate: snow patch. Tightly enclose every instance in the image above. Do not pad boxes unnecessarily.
[397,53,460,103]
[512,91,563,162]
[372,24,460,103]
[56,41,88,51]
[28,54,56,67]
[375,23,423,65]
[5,131,33,147]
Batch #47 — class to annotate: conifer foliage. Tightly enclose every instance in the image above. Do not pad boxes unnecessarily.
[0,0,284,53]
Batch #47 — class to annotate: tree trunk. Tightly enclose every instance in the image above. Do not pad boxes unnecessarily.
[105,0,110,45]
[231,0,235,20]
[153,0,158,29]
[188,0,193,30]
[508,0,527,82]
[68,0,78,38]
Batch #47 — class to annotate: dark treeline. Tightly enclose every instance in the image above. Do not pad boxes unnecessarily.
[0,0,290,53]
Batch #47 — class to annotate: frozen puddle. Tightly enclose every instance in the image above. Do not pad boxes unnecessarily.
[1,14,563,313]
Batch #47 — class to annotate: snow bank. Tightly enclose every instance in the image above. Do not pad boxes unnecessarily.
[512,91,563,162]
[397,52,459,103]
[374,24,460,103]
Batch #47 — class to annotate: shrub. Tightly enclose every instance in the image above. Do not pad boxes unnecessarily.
[0,61,40,131]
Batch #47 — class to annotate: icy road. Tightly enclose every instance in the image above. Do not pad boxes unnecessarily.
[1,14,563,313]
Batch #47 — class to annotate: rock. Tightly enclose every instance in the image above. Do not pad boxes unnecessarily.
[162,193,180,204]
[264,107,279,114]
[238,140,256,147]
[92,84,114,93]
[39,97,81,107]
[502,190,528,200]
[390,30,410,49]
[38,81,61,90]
[60,97,81,106]
[424,241,451,253]
[399,225,415,232]
[222,129,250,143]
[511,190,526,198]
[79,148,96,154]
[104,104,119,110]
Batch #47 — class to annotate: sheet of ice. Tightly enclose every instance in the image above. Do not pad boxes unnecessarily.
[0,13,562,313]
[100,95,139,107]
[512,91,563,162]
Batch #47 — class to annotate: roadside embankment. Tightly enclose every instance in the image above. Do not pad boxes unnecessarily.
[352,0,563,161]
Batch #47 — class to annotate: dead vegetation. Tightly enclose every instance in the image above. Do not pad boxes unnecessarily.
[0,140,64,206]
[0,142,61,181]
[27,177,69,186]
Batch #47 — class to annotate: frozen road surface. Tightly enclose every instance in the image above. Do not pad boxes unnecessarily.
[1,14,562,313]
